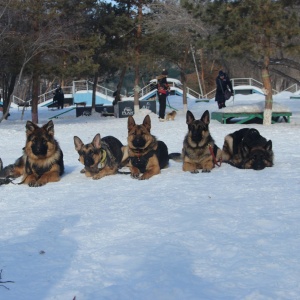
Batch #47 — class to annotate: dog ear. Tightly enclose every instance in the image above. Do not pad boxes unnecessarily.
[74,136,84,151]
[265,140,272,151]
[186,110,195,125]
[128,116,136,132]
[43,120,55,136]
[25,121,39,136]
[143,115,151,132]
[200,110,210,125]
[92,133,102,149]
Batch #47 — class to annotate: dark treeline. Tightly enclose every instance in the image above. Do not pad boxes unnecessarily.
[1,0,300,124]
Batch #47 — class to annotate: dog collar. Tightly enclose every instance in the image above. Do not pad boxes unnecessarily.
[97,149,107,169]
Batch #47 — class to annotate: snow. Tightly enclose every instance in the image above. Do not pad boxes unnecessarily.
[1,92,300,300]
[220,101,291,113]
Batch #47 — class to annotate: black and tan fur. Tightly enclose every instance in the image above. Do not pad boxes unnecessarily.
[122,115,169,180]
[74,134,125,179]
[0,120,64,187]
[166,110,177,121]
[222,128,274,170]
[0,158,12,185]
[170,110,221,173]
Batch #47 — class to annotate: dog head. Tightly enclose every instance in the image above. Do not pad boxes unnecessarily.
[25,120,57,158]
[242,140,273,170]
[186,110,210,145]
[127,115,155,152]
[74,134,106,171]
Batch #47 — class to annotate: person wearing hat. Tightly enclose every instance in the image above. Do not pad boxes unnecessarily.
[53,84,65,109]
[156,70,170,121]
[215,70,233,109]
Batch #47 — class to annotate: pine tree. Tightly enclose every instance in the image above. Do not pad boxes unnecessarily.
[199,0,300,125]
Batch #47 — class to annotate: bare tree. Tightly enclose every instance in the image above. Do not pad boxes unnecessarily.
[144,0,206,112]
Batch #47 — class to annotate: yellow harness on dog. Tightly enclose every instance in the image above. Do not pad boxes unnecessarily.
[97,149,107,169]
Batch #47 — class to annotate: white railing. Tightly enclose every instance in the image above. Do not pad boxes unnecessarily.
[72,80,127,101]
[186,86,202,99]
[12,86,73,106]
[12,77,296,105]
[130,81,202,99]
[203,78,279,100]
[12,95,32,106]
[283,83,300,93]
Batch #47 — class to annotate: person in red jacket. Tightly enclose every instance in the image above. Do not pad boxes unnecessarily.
[156,70,170,121]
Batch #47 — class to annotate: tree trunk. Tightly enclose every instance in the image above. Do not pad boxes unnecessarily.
[180,46,189,114]
[199,48,206,95]
[92,72,98,114]
[0,74,17,122]
[31,71,39,124]
[116,66,127,101]
[180,70,187,114]
[262,56,273,125]
[31,13,40,124]
[134,2,142,113]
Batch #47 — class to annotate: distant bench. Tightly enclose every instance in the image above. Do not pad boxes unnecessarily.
[17,102,30,110]
[75,102,86,107]
[211,111,292,124]
[195,98,210,103]
[290,96,300,100]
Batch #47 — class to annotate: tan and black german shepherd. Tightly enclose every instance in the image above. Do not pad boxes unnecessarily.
[74,133,125,179]
[122,115,169,180]
[0,120,64,187]
[169,110,222,173]
[222,128,274,170]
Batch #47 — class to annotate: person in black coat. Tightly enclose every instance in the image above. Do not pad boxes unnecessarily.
[53,85,64,109]
[215,70,233,109]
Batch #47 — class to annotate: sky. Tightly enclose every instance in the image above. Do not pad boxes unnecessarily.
[0,91,300,300]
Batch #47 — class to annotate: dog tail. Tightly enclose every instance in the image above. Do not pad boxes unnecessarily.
[168,152,182,162]
[0,159,15,185]
[0,163,15,179]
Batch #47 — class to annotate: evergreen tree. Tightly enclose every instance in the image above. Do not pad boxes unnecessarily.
[198,0,300,124]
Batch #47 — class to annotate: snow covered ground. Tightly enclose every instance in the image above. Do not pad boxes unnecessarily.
[0,92,300,300]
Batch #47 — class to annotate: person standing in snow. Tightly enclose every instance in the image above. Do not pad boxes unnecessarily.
[53,85,64,109]
[215,70,233,109]
[156,69,170,121]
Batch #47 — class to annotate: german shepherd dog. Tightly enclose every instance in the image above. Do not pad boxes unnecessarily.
[222,128,274,170]
[169,110,222,173]
[0,120,64,187]
[166,110,177,121]
[123,115,169,180]
[74,133,125,179]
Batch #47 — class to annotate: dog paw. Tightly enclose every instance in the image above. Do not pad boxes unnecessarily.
[190,170,199,174]
[202,169,211,173]
[92,174,103,180]
[29,181,45,187]
[80,168,86,173]
[131,173,140,179]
